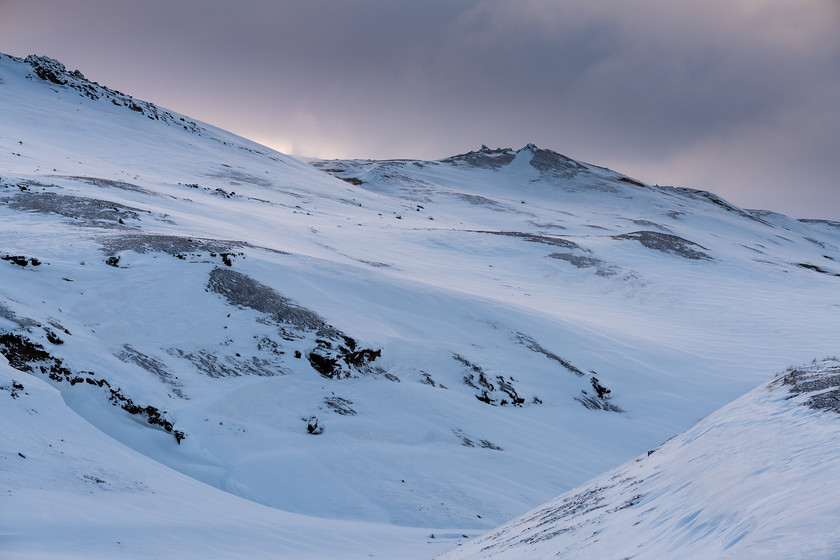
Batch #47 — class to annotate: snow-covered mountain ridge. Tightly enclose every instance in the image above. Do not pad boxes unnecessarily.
[1,52,838,558]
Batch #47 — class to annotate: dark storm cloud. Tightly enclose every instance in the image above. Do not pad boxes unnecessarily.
[1,0,838,218]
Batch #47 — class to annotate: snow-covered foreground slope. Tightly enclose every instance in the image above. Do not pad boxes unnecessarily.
[438,358,840,559]
[0,355,445,560]
[1,52,839,558]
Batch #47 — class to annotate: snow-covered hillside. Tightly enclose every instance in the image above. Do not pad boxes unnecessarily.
[1,52,838,558]
[0,354,443,560]
[438,358,840,559]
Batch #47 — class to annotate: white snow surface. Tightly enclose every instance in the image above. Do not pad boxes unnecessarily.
[1,52,839,558]
[0,354,440,559]
[438,358,840,559]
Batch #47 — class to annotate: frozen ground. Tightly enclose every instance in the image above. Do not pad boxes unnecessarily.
[1,53,838,558]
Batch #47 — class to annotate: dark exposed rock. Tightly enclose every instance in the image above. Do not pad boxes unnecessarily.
[613,231,712,260]
[25,55,69,85]
[451,193,508,211]
[479,439,503,451]
[799,218,840,229]
[496,376,525,406]
[547,252,618,276]
[308,343,382,380]
[22,54,204,133]
[324,396,357,415]
[472,230,584,251]
[452,429,503,450]
[107,386,185,443]
[2,255,41,267]
[206,269,385,380]
[45,329,63,345]
[779,363,840,413]
[590,376,610,399]
[575,375,622,412]
[798,263,839,276]
[0,332,185,442]
[419,371,437,386]
[0,302,39,328]
[526,144,588,180]
[207,267,332,333]
[547,253,603,269]
[168,347,282,379]
[0,332,55,373]
[454,353,527,407]
[440,144,588,181]
[305,415,323,434]
[515,333,585,376]
[576,390,623,413]
[618,177,646,188]
[66,176,150,194]
[116,345,186,398]
[1,379,25,399]
[102,234,242,258]
[673,188,768,224]
[440,146,517,170]
[4,190,142,226]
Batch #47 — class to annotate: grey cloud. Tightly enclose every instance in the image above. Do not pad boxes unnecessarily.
[1,0,838,218]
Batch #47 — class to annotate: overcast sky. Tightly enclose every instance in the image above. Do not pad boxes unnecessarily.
[2,0,838,219]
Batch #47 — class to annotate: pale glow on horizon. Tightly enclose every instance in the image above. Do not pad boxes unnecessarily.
[251,135,358,161]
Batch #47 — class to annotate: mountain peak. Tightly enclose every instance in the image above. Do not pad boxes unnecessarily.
[440,144,587,179]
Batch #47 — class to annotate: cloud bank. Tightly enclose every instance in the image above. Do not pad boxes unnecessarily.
[1,0,838,218]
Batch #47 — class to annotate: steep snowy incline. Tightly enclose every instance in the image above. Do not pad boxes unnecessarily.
[438,357,840,559]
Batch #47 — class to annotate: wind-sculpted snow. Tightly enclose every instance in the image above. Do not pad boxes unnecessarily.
[439,358,840,559]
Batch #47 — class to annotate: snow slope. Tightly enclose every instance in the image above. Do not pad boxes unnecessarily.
[438,358,840,559]
[0,354,445,560]
[1,52,839,558]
